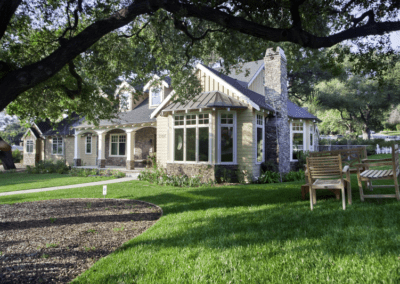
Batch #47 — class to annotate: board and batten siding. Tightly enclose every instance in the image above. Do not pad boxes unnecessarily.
[248,69,265,96]
[156,115,169,168]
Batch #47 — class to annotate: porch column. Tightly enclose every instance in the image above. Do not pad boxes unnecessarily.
[96,130,107,168]
[74,130,81,166]
[126,129,136,170]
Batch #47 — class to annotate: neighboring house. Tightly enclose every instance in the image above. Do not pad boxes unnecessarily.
[22,47,320,181]
[22,114,83,166]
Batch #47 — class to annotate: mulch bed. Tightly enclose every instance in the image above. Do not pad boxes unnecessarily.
[0,198,162,283]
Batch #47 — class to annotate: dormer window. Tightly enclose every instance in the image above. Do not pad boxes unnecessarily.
[119,92,130,112]
[150,88,162,106]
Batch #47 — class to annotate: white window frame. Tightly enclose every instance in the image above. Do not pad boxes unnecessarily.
[290,121,305,161]
[109,134,127,157]
[26,140,34,153]
[85,136,92,154]
[172,112,212,164]
[218,111,237,165]
[150,87,163,107]
[52,137,63,155]
[255,113,265,164]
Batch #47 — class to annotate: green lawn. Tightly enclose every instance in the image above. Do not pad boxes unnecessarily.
[1,175,400,283]
[0,172,115,193]
[380,131,400,136]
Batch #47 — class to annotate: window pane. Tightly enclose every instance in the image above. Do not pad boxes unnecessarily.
[186,128,196,161]
[199,114,209,124]
[119,142,126,156]
[111,135,118,142]
[221,126,233,162]
[199,127,209,162]
[257,127,263,162]
[152,88,161,105]
[53,143,57,154]
[174,129,184,161]
[119,135,126,143]
[292,133,304,160]
[186,115,196,125]
[310,133,313,146]
[111,143,118,155]
[175,115,184,126]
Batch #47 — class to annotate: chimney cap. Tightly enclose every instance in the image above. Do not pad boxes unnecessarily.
[265,47,286,61]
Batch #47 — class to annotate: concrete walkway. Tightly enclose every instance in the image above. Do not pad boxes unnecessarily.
[0,176,139,197]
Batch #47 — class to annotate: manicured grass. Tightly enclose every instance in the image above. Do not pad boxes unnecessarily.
[0,172,115,193]
[380,131,400,136]
[1,177,400,283]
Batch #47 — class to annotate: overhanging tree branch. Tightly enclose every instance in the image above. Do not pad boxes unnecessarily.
[0,0,23,40]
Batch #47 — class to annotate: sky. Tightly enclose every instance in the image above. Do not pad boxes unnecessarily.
[390,31,400,50]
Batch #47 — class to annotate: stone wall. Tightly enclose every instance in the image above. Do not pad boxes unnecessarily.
[166,163,239,183]
[23,133,37,166]
[44,136,74,166]
[264,47,290,174]
[134,127,156,160]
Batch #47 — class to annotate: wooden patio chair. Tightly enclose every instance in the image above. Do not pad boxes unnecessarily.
[356,144,400,201]
[306,154,351,210]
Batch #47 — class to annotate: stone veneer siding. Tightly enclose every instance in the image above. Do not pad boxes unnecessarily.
[166,163,239,183]
[264,47,290,173]
[23,133,38,166]
[43,136,74,166]
[134,127,156,160]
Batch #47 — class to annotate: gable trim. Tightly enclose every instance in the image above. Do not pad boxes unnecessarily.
[196,64,260,111]
[32,122,43,135]
[150,91,175,119]
[247,63,264,88]
[114,81,136,96]
[22,128,38,140]
[143,75,170,91]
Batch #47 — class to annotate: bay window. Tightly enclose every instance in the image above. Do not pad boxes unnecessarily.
[291,121,304,161]
[256,114,264,163]
[173,113,210,163]
[52,137,63,155]
[110,134,126,156]
[218,112,236,164]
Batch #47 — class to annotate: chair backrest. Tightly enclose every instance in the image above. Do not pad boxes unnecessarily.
[307,154,343,181]
[310,147,365,169]
[392,144,400,175]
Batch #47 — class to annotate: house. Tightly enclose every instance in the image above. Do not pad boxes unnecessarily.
[22,47,319,181]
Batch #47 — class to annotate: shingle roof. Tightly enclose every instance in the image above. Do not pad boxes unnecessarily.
[287,101,320,121]
[215,60,264,83]
[164,91,247,112]
[35,120,52,135]
[30,127,40,138]
[201,64,275,112]
[43,113,83,136]
[77,98,155,128]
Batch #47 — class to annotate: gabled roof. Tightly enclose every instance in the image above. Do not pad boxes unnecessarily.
[30,127,41,138]
[200,64,275,112]
[163,91,247,112]
[34,121,52,135]
[143,75,171,91]
[287,101,320,121]
[76,98,156,128]
[216,59,264,85]
[43,113,83,136]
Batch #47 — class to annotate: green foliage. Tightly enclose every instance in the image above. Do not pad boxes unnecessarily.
[12,149,22,163]
[396,124,400,131]
[256,170,305,184]
[138,168,212,187]
[26,160,70,174]
[0,122,27,145]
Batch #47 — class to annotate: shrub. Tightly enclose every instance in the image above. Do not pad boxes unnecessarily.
[397,124,400,131]
[260,160,277,173]
[12,149,22,163]
[256,171,281,184]
[138,167,209,187]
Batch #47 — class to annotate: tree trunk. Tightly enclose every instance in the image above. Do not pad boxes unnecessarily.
[362,127,371,140]
[0,136,16,170]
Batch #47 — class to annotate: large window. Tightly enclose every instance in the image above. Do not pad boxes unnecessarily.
[26,140,34,153]
[219,112,236,164]
[119,92,130,111]
[291,122,304,161]
[86,136,92,154]
[52,137,63,155]
[151,88,162,106]
[110,134,126,156]
[173,113,210,163]
[256,114,264,163]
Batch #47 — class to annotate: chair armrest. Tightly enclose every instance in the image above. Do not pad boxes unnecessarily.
[362,158,392,162]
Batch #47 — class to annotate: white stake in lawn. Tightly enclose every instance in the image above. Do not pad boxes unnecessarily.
[103,185,107,199]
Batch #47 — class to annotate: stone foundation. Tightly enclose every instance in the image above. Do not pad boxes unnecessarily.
[74,159,81,167]
[98,159,106,168]
[166,163,239,183]
[126,160,135,170]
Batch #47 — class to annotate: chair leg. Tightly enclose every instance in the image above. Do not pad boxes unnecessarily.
[394,176,400,201]
[313,188,317,205]
[309,186,313,210]
[341,186,346,210]
[358,176,365,202]
[346,181,352,205]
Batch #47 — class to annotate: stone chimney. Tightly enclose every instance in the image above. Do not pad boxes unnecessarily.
[264,47,290,173]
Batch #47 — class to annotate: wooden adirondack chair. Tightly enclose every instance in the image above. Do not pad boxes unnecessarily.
[356,144,400,201]
[306,154,351,210]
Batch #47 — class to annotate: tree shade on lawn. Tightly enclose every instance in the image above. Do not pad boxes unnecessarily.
[1,175,400,283]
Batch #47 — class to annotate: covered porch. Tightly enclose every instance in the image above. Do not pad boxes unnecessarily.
[73,122,157,170]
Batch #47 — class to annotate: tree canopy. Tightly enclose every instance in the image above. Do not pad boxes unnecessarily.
[1,0,400,123]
